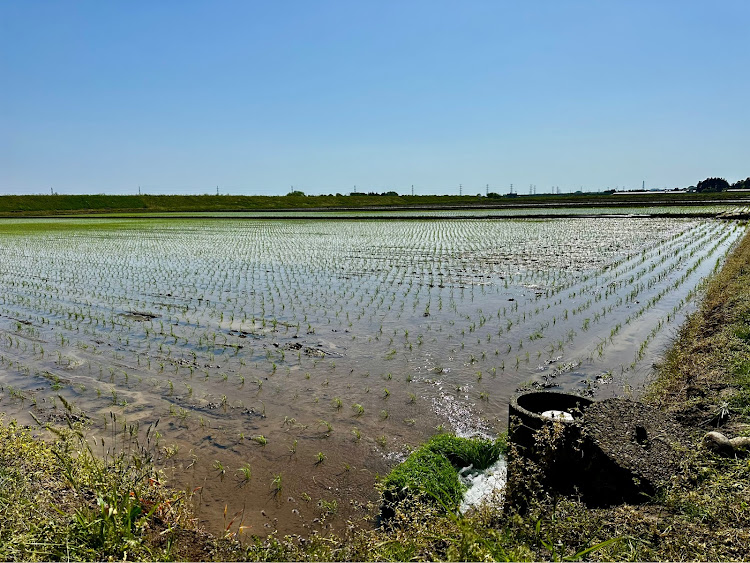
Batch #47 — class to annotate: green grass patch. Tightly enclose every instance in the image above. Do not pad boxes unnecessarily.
[380,434,506,514]
[423,433,507,470]
[729,359,750,416]
[734,324,750,342]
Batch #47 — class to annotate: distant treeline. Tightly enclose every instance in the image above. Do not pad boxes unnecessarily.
[696,177,750,192]
[0,189,748,216]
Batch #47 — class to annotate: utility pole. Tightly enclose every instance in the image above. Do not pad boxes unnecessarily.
[510,183,513,195]
[486,184,489,196]
[459,184,462,196]
[411,184,414,196]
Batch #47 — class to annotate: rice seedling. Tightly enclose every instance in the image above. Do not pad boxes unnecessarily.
[318,419,333,434]
[251,435,268,446]
[213,459,227,481]
[237,463,252,483]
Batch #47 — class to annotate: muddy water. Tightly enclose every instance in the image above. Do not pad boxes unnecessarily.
[0,217,744,536]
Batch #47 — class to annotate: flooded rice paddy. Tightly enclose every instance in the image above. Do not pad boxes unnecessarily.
[93,203,748,219]
[0,216,745,536]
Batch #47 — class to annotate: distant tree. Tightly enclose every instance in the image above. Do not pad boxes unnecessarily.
[696,177,729,193]
[731,177,750,190]
[287,190,305,197]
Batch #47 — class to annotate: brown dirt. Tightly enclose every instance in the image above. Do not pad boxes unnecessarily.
[580,398,700,501]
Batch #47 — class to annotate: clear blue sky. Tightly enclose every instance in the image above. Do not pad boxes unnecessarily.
[2,1,748,195]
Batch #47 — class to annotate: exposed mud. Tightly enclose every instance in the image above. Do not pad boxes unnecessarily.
[122,311,160,321]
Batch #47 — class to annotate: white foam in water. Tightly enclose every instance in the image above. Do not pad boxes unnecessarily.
[459,456,508,513]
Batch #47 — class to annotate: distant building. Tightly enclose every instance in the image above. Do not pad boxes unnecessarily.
[614,189,687,195]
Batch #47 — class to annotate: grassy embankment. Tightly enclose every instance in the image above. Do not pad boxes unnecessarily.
[0,191,748,216]
[3,226,750,560]
[0,411,225,561]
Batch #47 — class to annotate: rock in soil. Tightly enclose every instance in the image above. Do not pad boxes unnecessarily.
[703,430,750,456]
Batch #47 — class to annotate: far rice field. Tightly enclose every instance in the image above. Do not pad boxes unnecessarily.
[0,212,744,535]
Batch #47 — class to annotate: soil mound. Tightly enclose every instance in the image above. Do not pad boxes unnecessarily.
[579,398,699,505]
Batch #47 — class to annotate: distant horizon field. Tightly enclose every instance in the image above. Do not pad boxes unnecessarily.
[0,191,749,217]
[0,204,747,221]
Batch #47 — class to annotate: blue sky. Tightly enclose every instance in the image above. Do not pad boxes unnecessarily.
[2,1,748,195]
